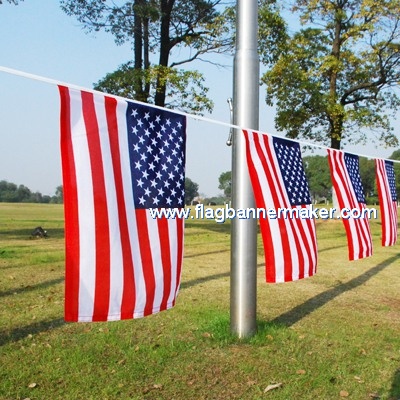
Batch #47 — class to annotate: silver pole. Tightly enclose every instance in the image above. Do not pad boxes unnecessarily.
[230,0,259,338]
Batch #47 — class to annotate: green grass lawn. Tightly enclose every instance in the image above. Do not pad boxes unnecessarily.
[1,203,400,399]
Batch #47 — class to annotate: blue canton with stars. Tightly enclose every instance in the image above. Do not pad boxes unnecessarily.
[385,160,397,201]
[126,102,186,209]
[273,137,311,206]
[344,153,365,203]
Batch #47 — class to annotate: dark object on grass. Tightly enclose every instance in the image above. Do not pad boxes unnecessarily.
[31,226,48,239]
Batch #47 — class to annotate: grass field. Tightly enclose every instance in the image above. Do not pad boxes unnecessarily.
[1,203,400,399]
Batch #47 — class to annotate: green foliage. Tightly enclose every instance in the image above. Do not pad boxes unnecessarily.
[303,155,332,201]
[359,157,376,198]
[94,62,213,114]
[303,154,379,203]
[52,186,63,204]
[184,177,199,205]
[61,0,234,109]
[0,180,62,204]
[218,171,231,200]
[258,0,289,67]
[260,0,400,149]
[203,196,226,205]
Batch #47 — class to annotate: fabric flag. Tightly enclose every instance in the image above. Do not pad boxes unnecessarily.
[327,149,372,260]
[243,130,317,283]
[59,86,186,322]
[375,158,398,246]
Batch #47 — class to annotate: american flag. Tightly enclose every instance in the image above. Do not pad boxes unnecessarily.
[243,130,317,283]
[376,159,398,246]
[59,86,186,322]
[327,149,372,260]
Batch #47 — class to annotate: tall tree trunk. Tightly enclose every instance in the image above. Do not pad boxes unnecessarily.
[143,16,150,99]
[329,3,343,150]
[330,117,343,150]
[154,0,174,107]
[134,0,145,101]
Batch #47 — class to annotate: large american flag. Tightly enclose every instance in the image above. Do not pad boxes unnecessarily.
[243,130,317,283]
[59,86,186,322]
[376,158,398,246]
[327,149,372,260]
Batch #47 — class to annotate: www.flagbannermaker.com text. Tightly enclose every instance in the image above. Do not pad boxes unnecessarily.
[149,204,378,223]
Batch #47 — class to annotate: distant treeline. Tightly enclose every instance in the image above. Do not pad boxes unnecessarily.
[303,153,400,205]
[0,181,63,204]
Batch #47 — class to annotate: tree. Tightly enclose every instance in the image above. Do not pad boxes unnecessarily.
[94,63,213,114]
[303,155,332,202]
[218,170,231,199]
[359,157,376,200]
[60,0,234,113]
[0,180,64,204]
[184,177,199,205]
[261,0,400,150]
[51,185,63,204]
[0,1,23,4]
[16,184,32,202]
[0,181,18,202]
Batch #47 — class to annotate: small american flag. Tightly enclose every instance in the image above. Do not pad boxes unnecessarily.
[376,159,398,246]
[243,130,317,283]
[59,86,186,322]
[327,149,372,260]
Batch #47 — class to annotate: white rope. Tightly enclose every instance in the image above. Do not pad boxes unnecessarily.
[0,65,399,163]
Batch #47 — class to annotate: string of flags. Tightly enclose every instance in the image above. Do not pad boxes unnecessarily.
[0,67,398,322]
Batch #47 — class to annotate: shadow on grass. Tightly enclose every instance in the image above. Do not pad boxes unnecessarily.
[390,368,400,398]
[180,263,264,291]
[0,277,64,298]
[318,244,347,253]
[184,249,229,259]
[0,318,65,347]
[271,253,400,327]
[180,271,230,290]
[0,227,65,240]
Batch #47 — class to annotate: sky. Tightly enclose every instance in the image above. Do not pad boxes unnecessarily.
[0,1,399,197]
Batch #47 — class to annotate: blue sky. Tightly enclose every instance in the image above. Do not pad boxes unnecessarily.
[0,0,243,197]
[0,1,398,197]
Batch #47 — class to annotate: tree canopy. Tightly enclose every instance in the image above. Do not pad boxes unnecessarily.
[0,181,62,204]
[61,0,234,113]
[218,170,231,200]
[261,0,400,150]
[303,155,332,202]
[184,177,199,205]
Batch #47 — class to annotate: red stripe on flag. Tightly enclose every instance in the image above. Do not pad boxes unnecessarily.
[174,217,184,303]
[327,149,372,260]
[60,87,186,321]
[261,133,317,282]
[376,159,397,246]
[260,134,295,281]
[80,92,111,321]
[157,217,172,311]
[243,131,277,281]
[136,210,156,316]
[243,130,317,283]
[59,85,80,322]
[104,96,137,319]
[378,160,391,245]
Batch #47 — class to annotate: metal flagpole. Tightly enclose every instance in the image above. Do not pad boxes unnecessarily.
[230,0,259,337]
